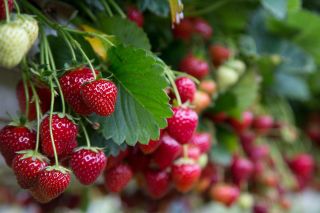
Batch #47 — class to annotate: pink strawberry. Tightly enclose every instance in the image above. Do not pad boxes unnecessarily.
[179,54,209,79]
[189,132,212,153]
[0,125,36,166]
[144,168,170,199]
[34,166,71,202]
[193,18,213,39]
[0,0,13,20]
[81,79,118,116]
[185,145,201,160]
[153,134,182,169]
[70,147,107,185]
[40,114,78,158]
[171,158,201,193]
[59,67,98,115]
[104,163,133,193]
[252,115,274,134]
[16,80,51,121]
[210,184,240,206]
[172,18,194,40]
[167,107,198,144]
[230,156,254,186]
[12,150,48,189]
[173,77,196,103]
[288,154,314,180]
[228,111,254,133]
[127,6,144,27]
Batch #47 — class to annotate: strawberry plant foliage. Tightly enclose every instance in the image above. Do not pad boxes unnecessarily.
[92,45,172,145]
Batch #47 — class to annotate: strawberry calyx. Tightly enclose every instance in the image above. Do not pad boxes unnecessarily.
[8,117,34,130]
[74,146,103,153]
[198,154,208,168]
[45,165,71,174]
[174,157,196,166]
[15,150,49,162]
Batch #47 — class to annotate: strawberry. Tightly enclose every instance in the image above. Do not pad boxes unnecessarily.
[193,18,213,40]
[249,144,269,161]
[189,132,212,154]
[12,150,48,189]
[127,6,144,27]
[208,111,228,123]
[153,134,182,169]
[15,15,39,49]
[209,44,231,67]
[35,166,71,202]
[0,125,36,166]
[179,54,209,79]
[0,19,30,68]
[288,154,314,180]
[252,115,274,134]
[0,0,13,20]
[199,79,217,95]
[193,91,211,114]
[139,139,162,155]
[217,65,239,91]
[40,114,78,158]
[127,147,150,172]
[144,169,170,199]
[210,184,240,206]
[81,79,118,117]
[253,203,268,213]
[59,67,98,115]
[104,163,133,193]
[16,80,51,121]
[172,18,194,40]
[230,156,254,186]
[70,147,106,185]
[228,111,254,133]
[173,77,196,103]
[105,149,129,170]
[185,145,201,160]
[167,107,198,144]
[171,158,201,193]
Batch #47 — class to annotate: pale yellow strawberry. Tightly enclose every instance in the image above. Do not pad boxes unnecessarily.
[15,14,39,49]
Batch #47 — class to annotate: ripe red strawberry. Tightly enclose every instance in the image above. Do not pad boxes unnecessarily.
[0,125,36,166]
[127,6,144,27]
[210,184,240,206]
[252,115,274,134]
[173,77,196,103]
[12,151,48,189]
[189,132,212,154]
[153,134,182,169]
[230,156,254,186]
[70,148,107,185]
[193,18,213,39]
[179,54,209,79]
[167,107,198,144]
[16,80,51,121]
[171,158,201,193]
[139,139,162,155]
[127,147,150,172]
[81,79,118,117]
[105,149,129,170]
[172,18,194,40]
[40,114,78,158]
[104,163,133,193]
[0,0,13,20]
[228,111,254,133]
[144,169,170,199]
[210,44,231,67]
[59,67,98,115]
[35,166,71,202]
[288,154,314,180]
[239,130,256,156]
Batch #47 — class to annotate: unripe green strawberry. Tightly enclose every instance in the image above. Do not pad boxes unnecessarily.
[0,20,29,68]
[217,66,239,91]
[15,14,39,49]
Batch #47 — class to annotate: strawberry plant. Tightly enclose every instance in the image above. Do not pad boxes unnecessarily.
[0,0,320,212]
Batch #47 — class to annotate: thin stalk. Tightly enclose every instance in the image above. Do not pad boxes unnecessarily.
[4,0,10,22]
[165,68,182,106]
[21,71,30,119]
[108,0,126,18]
[80,121,91,148]
[79,1,97,22]
[13,0,20,14]
[60,31,77,62]
[183,144,188,159]
[29,81,41,152]
[49,79,59,166]
[100,0,113,17]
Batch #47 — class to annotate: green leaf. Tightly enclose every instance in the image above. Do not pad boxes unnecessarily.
[96,16,151,50]
[90,132,127,157]
[288,0,301,12]
[92,45,172,145]
[138,0,169,17]
[261,0,287,19]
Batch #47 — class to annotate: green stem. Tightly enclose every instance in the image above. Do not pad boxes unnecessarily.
[172,70,200,84]
[100,0,113,17]
[185,1,229,16]
[49,78,59,166]
[4,0,10,22]
[183,145,188,159]
[60,31,77,63]
[108,0,126,18]
[79,1,97,21]
[29,81,41,152]
[21,70,30,119]
[165,68,182,106]
[80,121,91,148]
[13,0,20,15]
